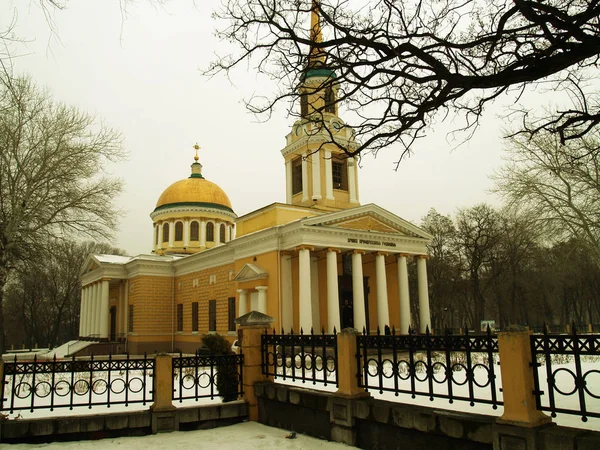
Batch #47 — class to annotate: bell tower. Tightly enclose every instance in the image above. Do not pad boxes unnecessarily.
[281,1,360,211]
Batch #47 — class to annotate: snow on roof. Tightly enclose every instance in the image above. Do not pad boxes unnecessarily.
[95,254,133,264]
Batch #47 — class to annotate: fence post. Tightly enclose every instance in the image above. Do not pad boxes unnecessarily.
[494,327,552,449]
[236,310,274,421]
[150,353,177,433]
[336,328,368,398]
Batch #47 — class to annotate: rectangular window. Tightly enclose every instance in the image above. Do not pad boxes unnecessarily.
[292,157,303,195]
[209,300,217,332]
[128,305,134,332]
[192,302,199,332]
[177,303,183,332]
[332,158,348,190]
[228,297,236,331]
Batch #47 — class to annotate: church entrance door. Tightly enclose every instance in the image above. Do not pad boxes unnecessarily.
[338,275,370,331]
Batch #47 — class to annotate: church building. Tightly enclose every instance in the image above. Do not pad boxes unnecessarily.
[78,8,433,354]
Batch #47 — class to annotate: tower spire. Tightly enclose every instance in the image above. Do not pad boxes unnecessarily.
[308,0,326,68]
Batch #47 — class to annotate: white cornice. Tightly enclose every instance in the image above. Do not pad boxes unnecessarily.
[281,133,359,158]
[173,244,235,276]
[150,205,237,221]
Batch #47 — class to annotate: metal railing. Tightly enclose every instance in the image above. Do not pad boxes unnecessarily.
[357,327,502,409]
[1,354,153,413]
[531,326,600,421]
[172,352,243,402]
[261,328,338,387]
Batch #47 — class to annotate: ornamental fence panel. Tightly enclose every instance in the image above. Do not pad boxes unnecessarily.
[1,354,153,413]
[531,326,600,422]
[172,352,244,403]
[357,327,502,409]
[261,328,338,387]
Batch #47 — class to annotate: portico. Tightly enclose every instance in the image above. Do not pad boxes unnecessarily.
[235,202,433,335]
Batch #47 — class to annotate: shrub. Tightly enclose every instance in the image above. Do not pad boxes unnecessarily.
[200,334,238,402]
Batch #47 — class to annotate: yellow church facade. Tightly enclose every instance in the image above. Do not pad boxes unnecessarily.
[78,7,433,354]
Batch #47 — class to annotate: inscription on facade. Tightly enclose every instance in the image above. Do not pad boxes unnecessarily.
[347,238,397,247]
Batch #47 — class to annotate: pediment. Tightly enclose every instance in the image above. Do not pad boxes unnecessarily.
[234,263,268,282]
[301,204,432,240]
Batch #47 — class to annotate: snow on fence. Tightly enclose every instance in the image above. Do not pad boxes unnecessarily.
[172,352,244,403]
[531,327,600,422]
[0,354,153,414]
[261,328,338,387]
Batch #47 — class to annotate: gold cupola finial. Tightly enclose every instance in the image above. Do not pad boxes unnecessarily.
[308,0,326,68]
[193,142,200,161]
[190,142,203,179]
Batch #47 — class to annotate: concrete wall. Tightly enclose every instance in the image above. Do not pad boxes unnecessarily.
[254,382,600,450]
[0,402,248,443]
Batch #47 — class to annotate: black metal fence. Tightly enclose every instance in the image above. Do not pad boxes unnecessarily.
[172,352,244,402]
[1,354,154,413]
[531,327,600,421]
[261,328,338,387]
[357,328,502,409]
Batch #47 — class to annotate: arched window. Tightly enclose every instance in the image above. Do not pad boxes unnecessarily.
[175,222,183,241]
[220,224,226,243]
[206,222,214,242]
[162,223,169,243]
[190,221,199,241]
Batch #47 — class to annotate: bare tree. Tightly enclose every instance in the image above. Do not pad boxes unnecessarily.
[4,241,125,349]
[210,0,600,160]
[495,131,600,267]
[0,75,124,352]
[454,204,502,327]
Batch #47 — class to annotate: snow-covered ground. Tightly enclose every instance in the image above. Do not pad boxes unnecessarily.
[0,422,358,449]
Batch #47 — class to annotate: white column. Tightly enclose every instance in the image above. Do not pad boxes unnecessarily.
[86,285,94,337]
[348,158,358,203]
[281,255,293,331]
[257,286,268,314]
[397,254,411,334]
[238,289,248,317]
[310,256,320,330]
[301,153,309,202]
[78,289,85,337]
[184,219,190,247]
[311,150,321,200]
[117,282,123,337]
[417,256,432,333]
[225,225,231,242]
[99,279,110,339]
[285,159,293,204]
[200,221,206,246]
[85,287,92,337]
[352,251,366,332]
[298,247,313,332]
[168,221,174,247]
[215,221,221,245]
[123,281,129,336]
[324,150,334,200]
[375,252,390,330]
[153,224,158,251]
[91,283,99,337]
[326,249,340,333]
[157,223,163,248]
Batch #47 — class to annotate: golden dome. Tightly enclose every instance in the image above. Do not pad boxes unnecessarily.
[154,162,233,213]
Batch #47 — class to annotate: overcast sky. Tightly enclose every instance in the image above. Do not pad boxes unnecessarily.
[1,0,521,256]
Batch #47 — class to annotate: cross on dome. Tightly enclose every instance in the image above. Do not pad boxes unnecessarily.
[193,142,201,162]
